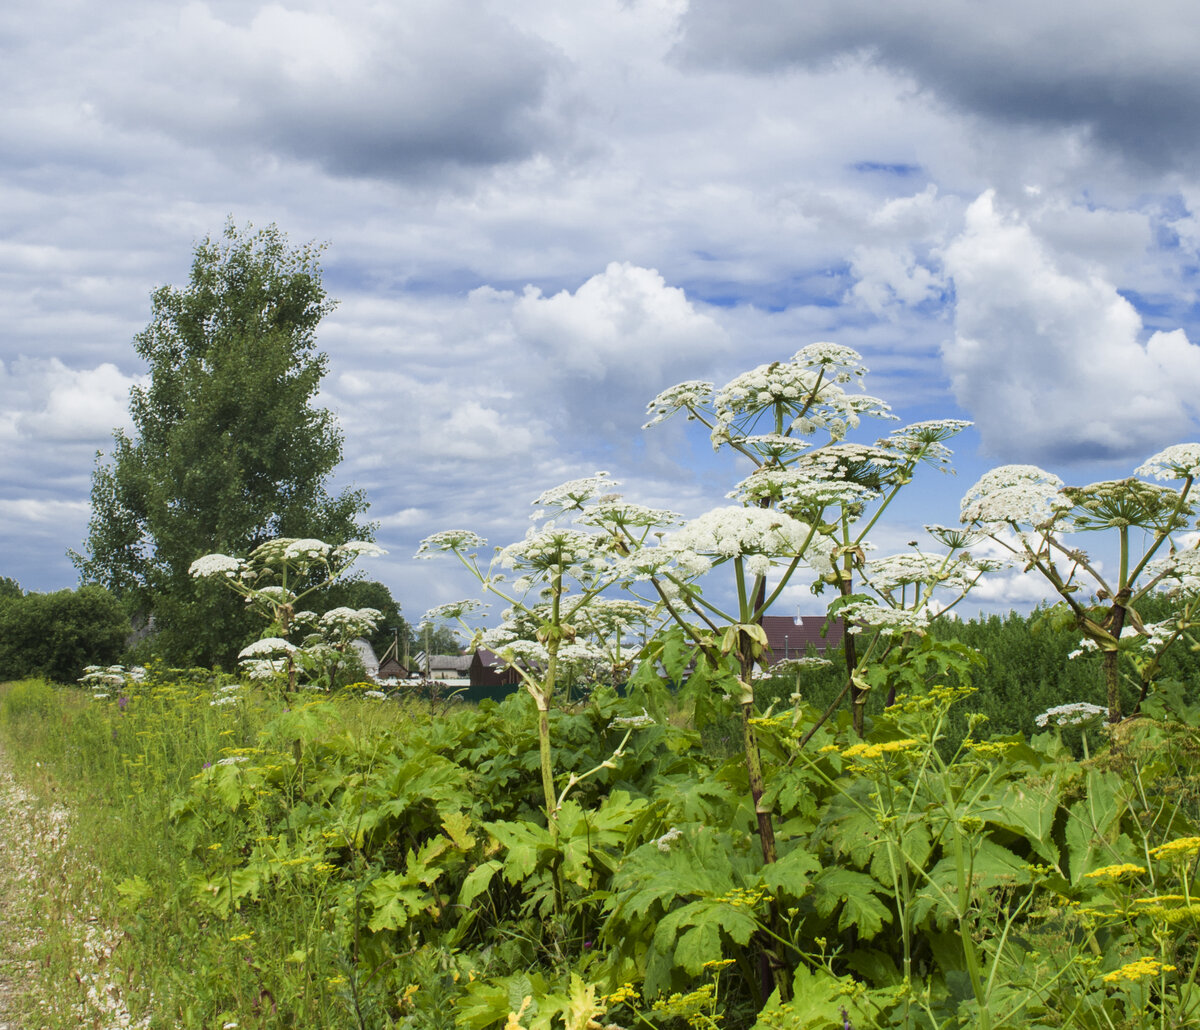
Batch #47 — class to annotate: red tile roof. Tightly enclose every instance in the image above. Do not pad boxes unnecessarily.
[760,615,843,663]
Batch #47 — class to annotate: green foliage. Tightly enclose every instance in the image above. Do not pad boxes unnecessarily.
[0,585,129,683]
[0,575,21,602]
[7,648,1200,1029]
[72,222,373,669]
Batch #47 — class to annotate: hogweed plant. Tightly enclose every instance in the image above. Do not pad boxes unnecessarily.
[960,444,1200,720]
[415,476,671,844]
[636,345,982,869]
[646,347,979,740]
[189,537,386,693]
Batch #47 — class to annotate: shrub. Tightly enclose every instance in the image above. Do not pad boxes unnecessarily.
[0,586,129,683]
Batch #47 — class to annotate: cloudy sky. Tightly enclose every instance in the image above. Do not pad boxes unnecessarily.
[5,0,1200,621]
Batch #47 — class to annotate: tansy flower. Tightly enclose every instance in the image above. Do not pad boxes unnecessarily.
[1102,957,1176,984]
[1150,837,1200,861]
[1085,863,1146,880]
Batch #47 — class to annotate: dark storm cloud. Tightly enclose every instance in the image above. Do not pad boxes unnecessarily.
[26,1,564,181]
[678,0,1200,171]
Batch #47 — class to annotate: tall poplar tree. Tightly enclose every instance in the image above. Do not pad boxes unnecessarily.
[73,222,374,667]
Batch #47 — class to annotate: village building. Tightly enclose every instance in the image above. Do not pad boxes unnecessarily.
[759,614,843,665]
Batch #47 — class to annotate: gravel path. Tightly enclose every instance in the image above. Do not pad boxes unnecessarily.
[0,741,150,1030]
[0,740,45,1030]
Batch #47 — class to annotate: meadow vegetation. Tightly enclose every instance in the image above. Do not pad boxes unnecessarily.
[2,646,1200,1029]
[5,342,1200,1028]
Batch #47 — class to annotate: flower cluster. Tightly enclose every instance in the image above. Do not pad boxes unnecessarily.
[497,526,613,577]
[840,738,920,760]
[838,601,930,637]
[422,599,487,624]
[653,826,683,853]
[1135,443,1200,481]
[1145,547,1200,596]
[864,552,975,595]
[960,465,1069,527]
[664,506,833,578]
[609,709,655,729]
[1034,702,1107,728]
[318,606,382,636]
[729,466,877,516]
[642,380,714,429]
[529,471,613,519]
[1084,863,1146,881]
[188,553,245,579]
[1149,836,1200,861]
[1101,957,1177,984]
[1062,478,1190,533]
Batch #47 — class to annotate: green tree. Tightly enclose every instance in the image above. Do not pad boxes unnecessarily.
[0,577,21,603]
[420,623,464,655]
[73,222,373,668]
[0,586,129,683]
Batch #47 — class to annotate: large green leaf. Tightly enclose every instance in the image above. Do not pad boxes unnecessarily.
[811,866,892,938]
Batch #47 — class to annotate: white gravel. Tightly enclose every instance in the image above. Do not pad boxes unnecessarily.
[0,741,151,1030]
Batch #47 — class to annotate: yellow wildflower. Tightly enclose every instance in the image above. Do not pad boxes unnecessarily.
[1084,863,1146,880]
[602,983,640,1006]
[1102,957,1176,984]
[1149,837,1200,861]
[842,739,919,761]
[966,741,1018,758]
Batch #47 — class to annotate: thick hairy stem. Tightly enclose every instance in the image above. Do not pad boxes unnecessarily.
[741,702,778,866]
[1103,591,1129,723]
[841,585,865,736]
[739,679,789,1001]
[538,647,560,828]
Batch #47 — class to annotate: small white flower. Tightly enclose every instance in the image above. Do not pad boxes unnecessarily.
[217,755,250,766]
[1136,443,1200,481]
[414,530,488,557]
[238,637,297,659]
[653,826,683,853]
[189,553,244,578]
[1034,702,1107,728]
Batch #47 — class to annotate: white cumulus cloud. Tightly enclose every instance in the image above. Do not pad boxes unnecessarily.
[941,191,1200,463]
[512,261,728,378]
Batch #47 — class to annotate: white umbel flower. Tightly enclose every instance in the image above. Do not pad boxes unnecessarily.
[237,637,298,658]
[1034,702,1107,728]
[665,507,834,577]
[1136,443,1200,481]
[189,553,243,578]
[961,465,1069,526]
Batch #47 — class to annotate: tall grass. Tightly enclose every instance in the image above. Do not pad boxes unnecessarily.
[0,672,423,1029]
